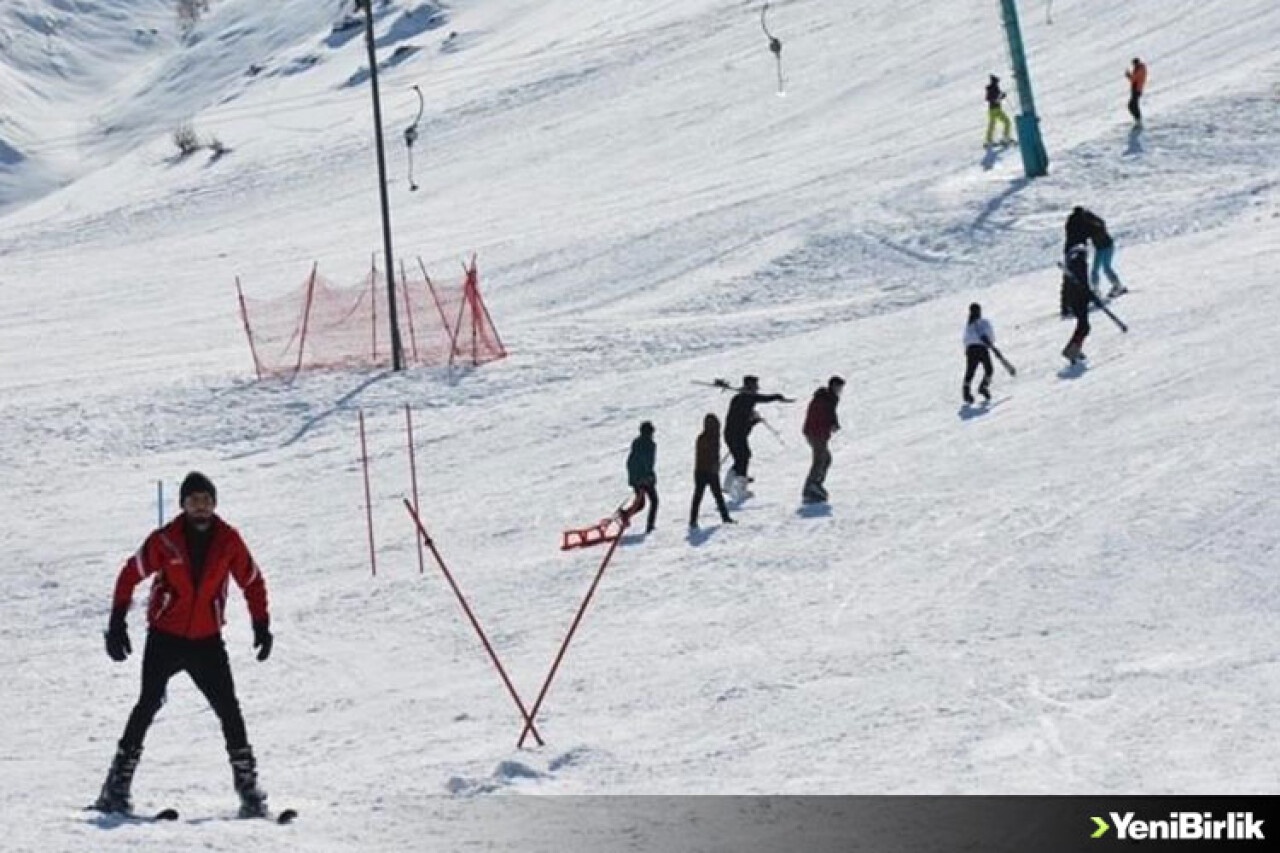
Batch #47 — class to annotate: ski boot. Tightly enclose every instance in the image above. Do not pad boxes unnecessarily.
[93,743,142,814]
[962,385,974,404]
[229,746,268,819]
[1108,283,1128,299]
[978,380,991,402]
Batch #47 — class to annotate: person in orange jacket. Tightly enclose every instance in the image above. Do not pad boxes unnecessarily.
[1126,58,1148,126]
[93,472,273,818]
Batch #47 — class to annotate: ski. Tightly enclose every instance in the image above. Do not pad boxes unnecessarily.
[85,805,179,823]
[1057,261,1129,332]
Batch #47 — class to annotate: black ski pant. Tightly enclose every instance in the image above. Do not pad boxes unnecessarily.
[964,345,993,392]
[725,433,751,479]
[690,471,731,525]
[1128,89,1142,123]
[119,631,249,753]
[1067,292,1092,352]
[624,482,658,531]
[804,435,832,491]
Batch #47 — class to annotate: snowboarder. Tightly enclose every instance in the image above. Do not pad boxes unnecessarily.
[94,472,273,818]
[621,421,658,533]
[1061,243,1093,364]
[801,376,844,504]
[1126,58,1147,126]
[962,303,998,403]
[985,74,1014,148]
[723,375,792,501]
[689,414,735,529]
[1082,208,1126,298]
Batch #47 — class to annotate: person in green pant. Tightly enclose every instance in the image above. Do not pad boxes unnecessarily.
[985,75,1014,148]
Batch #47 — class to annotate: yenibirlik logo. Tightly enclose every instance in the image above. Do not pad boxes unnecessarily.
[1091,812,1265,841]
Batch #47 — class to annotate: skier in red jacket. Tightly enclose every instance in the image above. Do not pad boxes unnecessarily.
[802,376,844,504]
[93,472,273,818]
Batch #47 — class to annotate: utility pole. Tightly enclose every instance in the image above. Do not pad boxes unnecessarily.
[358,0,405,370]
[999,0,1050,178]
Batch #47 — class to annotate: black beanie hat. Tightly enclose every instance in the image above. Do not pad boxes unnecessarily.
[180,471,217,505]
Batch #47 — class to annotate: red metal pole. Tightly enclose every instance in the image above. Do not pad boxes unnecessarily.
[370,253,378,361]
[517,514,629,748]
[400,260,419,362]
[468,256,507,359]
[405,405,424,574]
[359,409,377,577]
[235,276,263,380]
[418,257,454,363]
[402,499,545,746]
[293,262,318,380]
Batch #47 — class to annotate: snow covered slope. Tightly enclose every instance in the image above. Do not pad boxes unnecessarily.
[2,0,1279,850]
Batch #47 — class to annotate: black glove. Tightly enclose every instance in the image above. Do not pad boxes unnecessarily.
[104,609,131,662]
[253,621,273,662]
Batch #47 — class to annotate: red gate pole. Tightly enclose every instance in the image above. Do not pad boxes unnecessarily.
[359,409,377,577]
[405,405,424,574]
[516,515,629,748]
[292,262,318,380]
[399,260,420,362]
[234,277,263,380]
[402,499,545,746]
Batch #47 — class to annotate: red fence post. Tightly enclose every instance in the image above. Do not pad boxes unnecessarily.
[402,499,545,746]
[235,276,263,380]
[359,409,377,577]
[292,262,319,380]
[517,514,629,748]
[405,405,425,574]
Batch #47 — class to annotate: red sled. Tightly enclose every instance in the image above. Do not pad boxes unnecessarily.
[561,510,629,551]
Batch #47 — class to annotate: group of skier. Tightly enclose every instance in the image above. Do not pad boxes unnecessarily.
[619,372,849,532]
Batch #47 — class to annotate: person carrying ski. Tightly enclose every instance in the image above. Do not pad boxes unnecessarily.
[621,421,659,533]
[801,376,844,504]
[1061,243,1093,364]
[722,375,792,501]
[94,472,273,819]
[1061,205,1096,315]
[985,74,1014,148]
[1126,58,1147,126]
[962,304,998,404]
[689,413,734,529]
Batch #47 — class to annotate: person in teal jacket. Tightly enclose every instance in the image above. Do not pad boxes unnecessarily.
[622,421,658,533]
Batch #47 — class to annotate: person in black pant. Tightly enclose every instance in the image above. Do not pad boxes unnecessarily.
[722,375,792,500]
[95,472,273,818]
[622,421,659,533]
[690,414,734,529]
[962,304,996,403]
[1062,244,1093,364]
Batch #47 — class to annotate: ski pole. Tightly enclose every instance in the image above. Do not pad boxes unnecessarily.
[757,417,786,446]
[1058,261,1129,333]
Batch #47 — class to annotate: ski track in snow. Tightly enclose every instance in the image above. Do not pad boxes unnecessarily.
[3,0,1280,850]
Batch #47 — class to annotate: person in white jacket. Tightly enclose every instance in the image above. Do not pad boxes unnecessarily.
[963,303,996,404]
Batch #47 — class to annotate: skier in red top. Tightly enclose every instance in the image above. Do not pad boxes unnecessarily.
[802,376,845,504]
[93,472,273,818]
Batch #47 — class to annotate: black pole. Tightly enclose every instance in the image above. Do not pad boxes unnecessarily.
[359,0,404,370]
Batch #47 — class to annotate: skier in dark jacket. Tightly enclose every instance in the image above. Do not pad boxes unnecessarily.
[722,375,792,500]
[689,413,734,529]
[622,421,658,532]
[1061,243,1093,364]
[94,472,272,818]
[802,376,844,504]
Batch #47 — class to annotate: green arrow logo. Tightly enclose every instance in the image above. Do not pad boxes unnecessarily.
[1091,816,1111,839]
